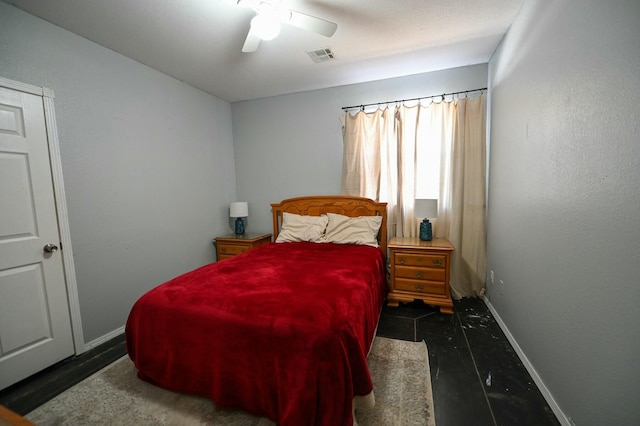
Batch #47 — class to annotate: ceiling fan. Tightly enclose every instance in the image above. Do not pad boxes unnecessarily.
[236,0,338,52]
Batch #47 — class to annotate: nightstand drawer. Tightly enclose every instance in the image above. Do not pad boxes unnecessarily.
[395,265,445,282]
[395,253,446,269]
[395,278,446,295]
[218,244,250,256]
[214,233,272,261]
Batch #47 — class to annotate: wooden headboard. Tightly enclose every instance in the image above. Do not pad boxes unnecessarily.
[271,195,388,258]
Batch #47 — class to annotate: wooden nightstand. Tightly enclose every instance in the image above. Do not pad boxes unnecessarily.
[0,405,34,425]
[214,233,272,261]
[387,237,455,314]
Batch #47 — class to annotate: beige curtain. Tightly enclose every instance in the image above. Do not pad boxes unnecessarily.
[341,108,397,238]
[341,94,487,297]
[395,106,419,238]
[438,96,487,298]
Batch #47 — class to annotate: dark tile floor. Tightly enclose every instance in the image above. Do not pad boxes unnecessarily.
[377,298,560,426]
[1,298,559,425]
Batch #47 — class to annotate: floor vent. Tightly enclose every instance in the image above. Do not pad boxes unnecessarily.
[306,47,335,63]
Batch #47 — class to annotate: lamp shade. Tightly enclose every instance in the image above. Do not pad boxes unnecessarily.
[230,202,248,218]
[414,199,438,219]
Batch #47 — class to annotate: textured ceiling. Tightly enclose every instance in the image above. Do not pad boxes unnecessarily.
[3,0,525,102]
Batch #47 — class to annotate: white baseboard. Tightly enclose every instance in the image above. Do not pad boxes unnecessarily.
[83,326,125,351]
[482,296,574,426]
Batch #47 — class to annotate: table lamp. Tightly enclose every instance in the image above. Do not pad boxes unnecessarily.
[230,202,248,235]
[414,199,438,241]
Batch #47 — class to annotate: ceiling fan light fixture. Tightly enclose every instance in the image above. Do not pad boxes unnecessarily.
[251,13,281,40]
[238,0,337,53]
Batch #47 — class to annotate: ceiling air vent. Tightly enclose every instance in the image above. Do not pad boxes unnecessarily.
[306,47,335,63]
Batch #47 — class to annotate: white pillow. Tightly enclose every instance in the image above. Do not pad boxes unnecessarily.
[323,213,382,247]
[275,212,329,243]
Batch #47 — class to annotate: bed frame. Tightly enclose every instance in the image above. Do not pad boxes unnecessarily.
[271,195,388,258]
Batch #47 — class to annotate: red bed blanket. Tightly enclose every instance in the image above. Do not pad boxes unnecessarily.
[126,241,387,426]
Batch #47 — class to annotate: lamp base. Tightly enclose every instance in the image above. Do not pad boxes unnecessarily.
[234,217,245,235]
[419,219,432,241]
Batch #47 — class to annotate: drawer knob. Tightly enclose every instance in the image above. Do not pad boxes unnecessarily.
[398,257,407,264]
[221,248,227,253]
[432,259,442,266]
[415,285,424,290]
[415,271,424,278]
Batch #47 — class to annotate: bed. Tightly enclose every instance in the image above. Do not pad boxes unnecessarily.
[125,195,388,426]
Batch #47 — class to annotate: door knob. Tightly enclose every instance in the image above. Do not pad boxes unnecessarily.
[44,243,59,253]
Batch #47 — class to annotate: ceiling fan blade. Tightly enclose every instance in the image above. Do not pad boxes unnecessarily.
[287,10,337,37]
[242,28,261,52]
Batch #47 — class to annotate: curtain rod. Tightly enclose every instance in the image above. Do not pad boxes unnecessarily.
[341,87,487,111]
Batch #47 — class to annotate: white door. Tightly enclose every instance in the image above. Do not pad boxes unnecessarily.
[0,86,74,390]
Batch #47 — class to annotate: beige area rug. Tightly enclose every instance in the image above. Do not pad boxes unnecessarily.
[26,337,434,426]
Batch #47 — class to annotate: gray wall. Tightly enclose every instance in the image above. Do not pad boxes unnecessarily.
[487,0,640,424]
[0,3,237,344]
[231,64,488,233]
